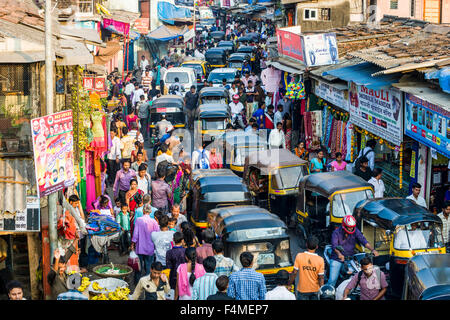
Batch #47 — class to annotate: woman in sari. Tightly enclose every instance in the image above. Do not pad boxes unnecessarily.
[310,149,327,174]
[126,179,144,214]
[294,141,309,161]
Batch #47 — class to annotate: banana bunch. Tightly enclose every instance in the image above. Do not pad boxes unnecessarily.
[77,277,91,292]
[92,281,104,291]
[114,287,130,300]
[91,293,108,300]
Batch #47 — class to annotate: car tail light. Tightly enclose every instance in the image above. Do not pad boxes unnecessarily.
[395,259,408,265]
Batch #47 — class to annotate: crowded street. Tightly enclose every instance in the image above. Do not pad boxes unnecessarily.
[0,0,449,303]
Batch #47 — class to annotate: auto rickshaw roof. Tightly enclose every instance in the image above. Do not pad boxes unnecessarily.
[407,254,450,300]
[192,168,237,182]
[245,149,307,173]
[237,45,256,52]
[221,131,268,147]
[199,86,229,97]
[238,35,255,42]
[198,176,247,194]
[228,53,248,62]
[211,31,225,37]
[206,47,227,55]
[218,41,234,46]
[182,60,206,66]
[355,198,442,229]
[299,170,372,197]
[150,95,184,109]
[198,103,231,118]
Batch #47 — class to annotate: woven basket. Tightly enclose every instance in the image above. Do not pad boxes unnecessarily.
[88,277,129,294]
[92,264,133,279]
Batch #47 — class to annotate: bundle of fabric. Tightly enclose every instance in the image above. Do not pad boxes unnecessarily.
[86,211,121,237]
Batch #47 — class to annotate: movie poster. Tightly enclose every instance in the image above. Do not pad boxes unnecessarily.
[31,110,75,197]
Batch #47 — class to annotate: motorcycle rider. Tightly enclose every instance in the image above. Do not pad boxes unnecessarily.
[327,215,379,287]
[229,94,245,129]
[156,114,172,140]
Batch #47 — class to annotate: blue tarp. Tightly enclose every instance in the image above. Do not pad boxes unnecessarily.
[323,62,401,90]
[425,67,450,94]
[146,24,188,41]
[157,1,192,25]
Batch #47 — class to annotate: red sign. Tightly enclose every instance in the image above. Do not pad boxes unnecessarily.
[83,77,94,90]
[94,78,105,91]
[276,29,304,62]
[134,18,149,34]
[98,91,108,98]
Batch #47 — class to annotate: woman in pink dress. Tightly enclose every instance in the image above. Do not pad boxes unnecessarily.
[330,152,347,171]
[126,107,139,130]
[209,148,223,169]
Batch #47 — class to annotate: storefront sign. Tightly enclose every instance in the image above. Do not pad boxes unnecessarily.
[404,93,450,158]
[301,33,339,67]
[103,18,130,36]
[276,28,304,62]
[0,197,40,232]
[183,28,195,43]
[94,78,105,91]
[348,82,403,146]
[134,18,149,34]
[83,77,94,90]
[314,80,349,111]
[31,110,75,197]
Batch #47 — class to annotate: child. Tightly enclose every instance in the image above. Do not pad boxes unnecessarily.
[168,217,177,232]
[116,203,131,255]
[113,198,122,218]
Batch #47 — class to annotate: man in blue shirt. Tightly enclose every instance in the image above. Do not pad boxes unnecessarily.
[227,251,266,300]
[252,102,266,129]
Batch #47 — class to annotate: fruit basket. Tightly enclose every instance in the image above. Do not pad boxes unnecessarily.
[92,263,133,279]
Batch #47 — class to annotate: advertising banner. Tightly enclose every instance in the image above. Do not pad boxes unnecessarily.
[134,18,150,34]
[83,77,94,90]
[348,82,403,146]
[301,33,339,67]
[314,80,349,111]
[276,28,304,62]
[404,93,450,158]
[31,110,75,197]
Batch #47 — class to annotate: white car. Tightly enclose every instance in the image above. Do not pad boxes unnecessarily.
[207,68,240,88]
[164,67,197,96]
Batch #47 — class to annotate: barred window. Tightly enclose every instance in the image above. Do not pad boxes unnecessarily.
[321,8,331,21]
[390,0,398,9]
[0,64,31,95]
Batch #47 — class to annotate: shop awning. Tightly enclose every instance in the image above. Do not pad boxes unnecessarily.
[56,39,94,66]
[59,25,103,46]
[0,51,49,63]
[94,39,122,65]
[267,57,306,75]
[322,62,401,90]
[146,24,189,41]
[392,82,450,111]
[157,1,192,25]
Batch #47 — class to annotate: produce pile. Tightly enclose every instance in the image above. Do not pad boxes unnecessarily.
[76,274,130,300]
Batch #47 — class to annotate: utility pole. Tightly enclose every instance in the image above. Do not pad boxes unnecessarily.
[193,0,196,50]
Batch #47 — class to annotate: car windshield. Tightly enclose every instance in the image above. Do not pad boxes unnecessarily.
[208,72,235,83]
[229,240,291,269]
[182,64,204,76]
[272,165,307,189]
[332,189,374,217]
[202,118,226,130]
[394,222,444,250]
[165,72,190,83]
[229,62,243,68]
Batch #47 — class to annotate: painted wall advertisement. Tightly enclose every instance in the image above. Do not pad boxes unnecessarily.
[302,33,339,67]
[348,82,403,146]
[0,197,40,232]
[404,92,450,158]
[314,80,349,111]
[31,110,75,197]
[276,28,304,62]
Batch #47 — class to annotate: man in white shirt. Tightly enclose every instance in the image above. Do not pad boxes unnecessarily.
[394,223,427,249]
[140,55,149,71]
[228,82,239,100]
[155,143,175,173]
[229,94,244,127]
[368,168,385,198]
[357,139,376,171]
[128,122,144,144]
[273,104,284,128]
[265,270,296,300]
[192,143,210,170]
[406,183,427,208]
[438,201,450,246]
[268,122,285,149]
[125,80,135,96]
[132,84,145,108]
[107,129,121,187]
[194,49,205,60]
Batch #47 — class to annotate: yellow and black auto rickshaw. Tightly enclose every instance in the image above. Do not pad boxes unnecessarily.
[194,103,231,143]
[187,169,252,236]
[149,95,186,141]
[243,148,308,224]
[227,53,250,72]
[205,47,228,68]
[207,205,294,291]
[181,60,211,88]
[295,171,374,248]
[198,87,229,105]
[354,197,446,298]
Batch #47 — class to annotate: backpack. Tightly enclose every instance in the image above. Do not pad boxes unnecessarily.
[352,148,374,173]
[198,149,209,169]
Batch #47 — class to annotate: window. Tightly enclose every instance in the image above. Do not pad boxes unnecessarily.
[78,0,94,15]
[411,0,415,17]
[0,64,30,95]
[390,0,398,9]
[321,8,331,21]
[303,8,318,21]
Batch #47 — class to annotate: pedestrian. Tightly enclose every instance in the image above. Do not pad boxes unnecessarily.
[274,104,284,127]
[184,85,199,130]
[196,229,215,264]
[47,250,68,300]
[192,143,210,170]
[283,113,292,151]
[209,147,223,169]
[252,102,266,129]
[116,203,131,255]
[131,261,170,300]
[438,201,450,247]
[227,252,266,300]
[342,257,388,300]
[310,149,327,174]
[266,270,296,300]
[368,168,385,198]
[167,203,187,232]
[57,273,88,301]
[151,165,172,214]
[151,215,175,268]
[140,55,149,71]
[113,198,121,217]
[241,71,251,88]
[141,69,153,90]
[212,240,239,277]
[356,139,376,171]
[264,105,275,130]
[228,81,239,100]
[6,280,25,300]
[221,78,230,90]
[268,122,286,149]
[406,182,427,208]
[119,127,135,163]
[126,179,144,214]
[181,222,200,248]
[155,145,175,172]
[354,156,372,181]
[330,152,347,172]
[207,276,235,300]
[131,151,146,172]
[136,163,152,195]
[148,80,160,101]
[128,122,144,144]
[166,232,186,290]
[133,198,157,231]
[132,84,145,108]
[192,256,218,300]
[288,236,324,300]
[175,247,206,300]
[137,96,150,140]
[106,128,121,187]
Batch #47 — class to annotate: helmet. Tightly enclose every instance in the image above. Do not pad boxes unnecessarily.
[232,94,240,100]
[342,215,356,234]
[319,285,335,300]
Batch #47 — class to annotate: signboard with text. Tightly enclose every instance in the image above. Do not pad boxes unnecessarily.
[314,80,349,111]
[134,18,149,34]
[0,197,40,232]
[276,28,304,62]
[301,33,339,67]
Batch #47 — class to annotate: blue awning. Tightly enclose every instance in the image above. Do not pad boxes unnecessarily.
[157,1,192,25]
[322,62,401,90]
[146,24,189,41]
[425,67,450,94]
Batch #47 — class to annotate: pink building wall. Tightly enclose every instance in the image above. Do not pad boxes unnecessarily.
[374,0,450,23]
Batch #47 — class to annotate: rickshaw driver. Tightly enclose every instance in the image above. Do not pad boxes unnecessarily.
[249,170,268,194]
[327,215,379,287]
[325,194,351,218]
[393,222,428,250]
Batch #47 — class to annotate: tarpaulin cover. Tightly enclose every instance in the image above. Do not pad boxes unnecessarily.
[94,40,122,65]
[146,24,189,41]
[157,1,192,25]
[425,67,450,94]
[323,62,400,90]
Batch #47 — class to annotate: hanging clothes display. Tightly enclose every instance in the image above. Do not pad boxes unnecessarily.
[85,151,96,213]
[304,110,322,151]
[90,110,108,159]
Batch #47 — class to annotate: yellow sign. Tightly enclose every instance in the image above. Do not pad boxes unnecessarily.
[410,150,416,179]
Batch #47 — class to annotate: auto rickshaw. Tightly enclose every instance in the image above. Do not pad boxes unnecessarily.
[207,205,294,291]
[227,53,250,72]
[198,86,229,105]
[187,169,252,236]
[149,95,186,142]
[211,31,225,42]
[243,149,309,224]
[181,60,211,88]
[217,40,236,54]
[194,103,231,143]
[353,197,446,298]
[236,45,256,61]
[205,47,228,68]
[218,131,269,175]
[402,253,450,300]
[296,171,374,248]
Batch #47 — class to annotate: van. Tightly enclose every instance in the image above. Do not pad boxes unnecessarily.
[163,67,197,96]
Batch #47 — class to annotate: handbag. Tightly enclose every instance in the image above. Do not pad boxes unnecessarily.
[128,250,140,271]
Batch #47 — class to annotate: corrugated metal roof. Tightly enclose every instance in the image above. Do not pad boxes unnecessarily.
[0,158,35,213]
[392,82,450,111]
[309,58,363,81]
[267,56,306,74]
